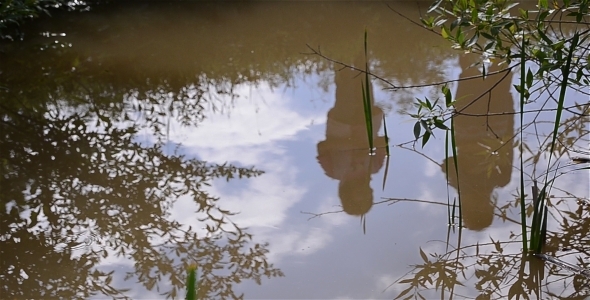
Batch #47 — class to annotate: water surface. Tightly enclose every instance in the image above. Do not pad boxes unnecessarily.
[1,1,589,299]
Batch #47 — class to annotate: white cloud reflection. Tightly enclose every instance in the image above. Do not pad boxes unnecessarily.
[166,80,342,263]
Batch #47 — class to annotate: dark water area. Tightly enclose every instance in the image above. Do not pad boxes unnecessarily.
[1,1,588,299]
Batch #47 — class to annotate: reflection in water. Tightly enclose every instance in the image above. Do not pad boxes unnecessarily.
[317,57,386,216]
[441,55,515,230]
[0,82,282,298]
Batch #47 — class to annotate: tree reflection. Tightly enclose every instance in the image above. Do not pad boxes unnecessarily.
[391,212,590,300]
[0,89,283,298]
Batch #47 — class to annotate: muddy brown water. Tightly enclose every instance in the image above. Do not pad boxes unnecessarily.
[1,1,588,299]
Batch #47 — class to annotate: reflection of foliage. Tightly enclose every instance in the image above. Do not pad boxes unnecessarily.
[0,87,282,298]
[1,1,453,111]
[424,0,590,83]
[0,0,77,40]
[155,228,283,299]
[391,195,590,299]
[394,248,465,300]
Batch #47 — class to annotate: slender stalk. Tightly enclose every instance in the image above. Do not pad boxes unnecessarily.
[450,118,461,227]
[519,37,528,253]
[383,114,390,156]
[382,155,390,191]
[445,129,451,224]
[546,33,579,181]
[361,82,374,153]
[362,29,374,154]
[186,263,198,300]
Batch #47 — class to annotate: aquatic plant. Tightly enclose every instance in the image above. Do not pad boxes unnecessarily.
[186,264,198,300]
[361,29,375,155]
[361,30,390,156]
[418,0,590,255]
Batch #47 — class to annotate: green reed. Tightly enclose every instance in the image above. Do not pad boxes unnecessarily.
[517,33,579,254]
[518,37,529,253]
[185,263,198,300]
[443,83,461,227]
[534,34,579,253]
[361,30,390,156]
[450,118,461,228]
[361,29,375,154]
[383,114,390,156]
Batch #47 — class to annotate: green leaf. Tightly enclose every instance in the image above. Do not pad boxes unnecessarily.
[441,26,451,39]
[425,97,432,109]
[420,119,431,134]
[538,0,548,9]
[537,27,553,45]
[434,118,449,130]
[519,8,528,19]
[434,18,447,27]
[503,2,519,12]
[450,19,460,31]
[420,18,432,28]
[466,32,479,48]
[427,0,443,13]
[526,69,533,88]
[442,85,452,107]
[422,131,431,148]
[481,31,495,40]
[413,121,421,140]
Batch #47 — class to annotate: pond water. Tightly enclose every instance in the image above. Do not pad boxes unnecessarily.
[1,1,589,299]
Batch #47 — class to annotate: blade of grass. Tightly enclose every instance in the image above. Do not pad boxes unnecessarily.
[450,118,461,227]
[382,155,390,191]
[383,114,390,156]
[363,29,375,154]
[546,33,579,182]
[531,183,548,253]
[445,129,451,224]
[361,82,374,153]
[186,263,198,300]
[530,180,541,251]
[519,37,528,253]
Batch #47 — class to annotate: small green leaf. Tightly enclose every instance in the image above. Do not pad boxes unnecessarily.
[427,0,443,13]
[481,32,495,40]
[526,69,533,88]
[413,122,421,140]
[425,97,432,109]
[466,32,479,48]
[434,18,447,27]
[519,8,528,19]
[422,131,431,148]
[450,19,460,31]
[441,26,451,39]
[434,118,449,130]
[442,85,452,107]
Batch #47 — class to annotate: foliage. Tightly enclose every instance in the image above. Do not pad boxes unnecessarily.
[0,0,89,40]
[186,264,198,300]
[419,0,589,253]
[391,199,590,299]
[0,36,284,297]
[362,29,376,154]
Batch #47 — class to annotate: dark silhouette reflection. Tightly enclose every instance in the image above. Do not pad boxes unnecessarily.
[441,55,515,230]
[317,57,386,216]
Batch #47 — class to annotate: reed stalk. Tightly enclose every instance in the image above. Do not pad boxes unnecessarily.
[186,263,198,300]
